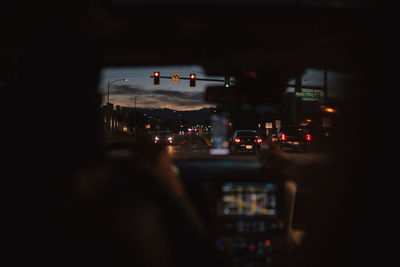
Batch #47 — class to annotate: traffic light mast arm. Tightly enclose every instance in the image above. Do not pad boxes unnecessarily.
[150,75,226,82]
[150,75,324,90]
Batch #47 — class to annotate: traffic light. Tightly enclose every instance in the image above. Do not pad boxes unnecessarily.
[189,73,196,87]
[224,75,231,87]
[154,71,160,85]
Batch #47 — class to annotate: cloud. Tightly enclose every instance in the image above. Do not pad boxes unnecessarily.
[106,84,207,109]
[145,91,205,107]
[110,84,148,95]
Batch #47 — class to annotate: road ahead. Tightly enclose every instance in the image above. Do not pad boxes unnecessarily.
[167,135,210,158]
[168,135,333,165]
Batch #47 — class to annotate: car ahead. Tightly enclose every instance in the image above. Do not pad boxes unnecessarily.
[276,126,311,152]
[154,130,173,144]
[230,130,263,153]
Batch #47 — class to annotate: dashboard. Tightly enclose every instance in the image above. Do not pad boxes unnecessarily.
[215,182,286,267]
[175,159,294,267]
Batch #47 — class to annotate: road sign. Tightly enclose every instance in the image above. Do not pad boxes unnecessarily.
[172,73,180,83]
[295,92,320,98]
[265,122,273,129]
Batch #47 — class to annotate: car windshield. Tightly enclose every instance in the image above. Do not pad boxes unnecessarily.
[99,64,359,160]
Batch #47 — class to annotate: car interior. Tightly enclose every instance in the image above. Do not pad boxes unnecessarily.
[4,1,378,267]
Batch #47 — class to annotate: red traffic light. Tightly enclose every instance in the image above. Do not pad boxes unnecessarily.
[190,73,196,87]
[154,71,160,85]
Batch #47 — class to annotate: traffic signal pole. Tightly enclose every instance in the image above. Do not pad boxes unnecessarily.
[294,73,302,126]
[152,75,325,90]
[323,68,328,102]
[150,75,226,82]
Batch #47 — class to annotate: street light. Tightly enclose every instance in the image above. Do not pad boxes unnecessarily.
[107,78,128,103]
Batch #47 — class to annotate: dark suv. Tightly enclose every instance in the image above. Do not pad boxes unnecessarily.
[275,126,311,152]
[230,130,263,153]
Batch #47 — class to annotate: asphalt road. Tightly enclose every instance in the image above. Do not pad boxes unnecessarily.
[168,135,333,165]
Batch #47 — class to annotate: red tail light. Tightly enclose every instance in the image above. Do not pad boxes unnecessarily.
[256,138,263,143]
[306,134,312,141]
[280,133,286,141]
[234,138,241,143]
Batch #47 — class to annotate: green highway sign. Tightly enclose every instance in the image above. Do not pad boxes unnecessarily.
[295,92,321,98]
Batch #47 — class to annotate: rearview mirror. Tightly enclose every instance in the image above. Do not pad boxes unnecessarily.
[205,85,247,104]
[205,85,284,105]
[204,70,287,104]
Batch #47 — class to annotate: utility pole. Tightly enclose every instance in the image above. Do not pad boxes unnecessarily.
[294,73,302,126]
[134,96,137,137]
[107,82,110,103]
[106,102,113,140]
